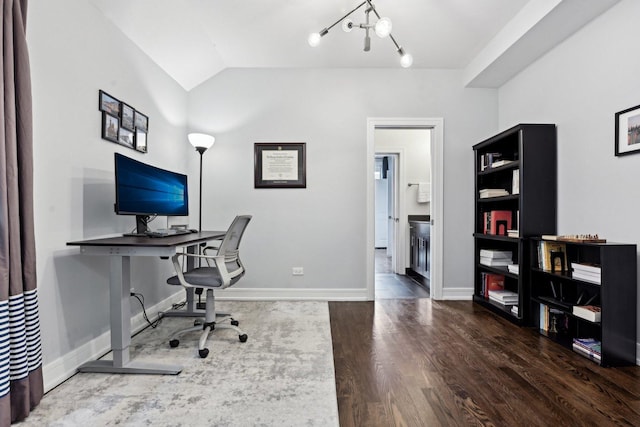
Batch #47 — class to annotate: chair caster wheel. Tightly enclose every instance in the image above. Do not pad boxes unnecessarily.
[199,348,209,358]
[169,339,179,348]
[239,334,248,343]
[231,319,239,326]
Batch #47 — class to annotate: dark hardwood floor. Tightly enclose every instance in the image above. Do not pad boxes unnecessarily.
[329,299,640,426]
[375,249,429,299]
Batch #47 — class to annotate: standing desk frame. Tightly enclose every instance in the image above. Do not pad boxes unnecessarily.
[67,231,225,375]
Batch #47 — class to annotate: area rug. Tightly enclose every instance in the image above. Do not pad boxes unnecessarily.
[22,301,339,426]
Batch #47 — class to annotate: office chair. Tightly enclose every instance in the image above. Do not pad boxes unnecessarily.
[166,215,251,358]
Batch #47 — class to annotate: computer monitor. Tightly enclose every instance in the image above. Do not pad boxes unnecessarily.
[114,153,189,235]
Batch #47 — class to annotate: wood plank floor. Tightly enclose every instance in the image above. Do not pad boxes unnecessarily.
[329,299,640,426]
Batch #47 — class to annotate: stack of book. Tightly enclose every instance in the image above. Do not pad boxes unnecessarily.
[479,249,512,267]
[479,188,509,199]
[572,305,601,322]
[488,289,518,306]
[571,262,601,284]
[572,338,601,363]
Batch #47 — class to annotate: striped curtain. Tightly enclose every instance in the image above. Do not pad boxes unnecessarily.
[0,0,44,425]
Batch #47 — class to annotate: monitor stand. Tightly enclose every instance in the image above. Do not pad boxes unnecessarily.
[123,215,151,237]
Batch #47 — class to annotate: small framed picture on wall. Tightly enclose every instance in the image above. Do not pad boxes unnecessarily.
[135,129,147,153]
[102,113,119,143]
[120,102,135,131]
[134,110,148,132]
[99,90,120,116]
[615,104,640,156]
[118,127,134,148]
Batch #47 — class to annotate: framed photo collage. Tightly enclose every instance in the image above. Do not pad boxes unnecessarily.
[99,90,148,153]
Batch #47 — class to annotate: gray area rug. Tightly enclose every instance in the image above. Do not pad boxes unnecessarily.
[23,301,339,426]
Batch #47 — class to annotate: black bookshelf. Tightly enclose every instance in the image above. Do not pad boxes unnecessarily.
[472,124,557,323]
[530,238,637,366]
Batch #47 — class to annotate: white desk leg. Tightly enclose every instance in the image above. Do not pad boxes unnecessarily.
[78,255,182,375]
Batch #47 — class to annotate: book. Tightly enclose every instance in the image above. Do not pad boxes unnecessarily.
[488,289,518,303]
[507,264,519,274]
[571,262,601,275]
[480,257,511,267]
[512,169,519,195]
[480,152,501,171]
[490,159,513,168]
[573,305,601,322]
[479,188,509,198]
[483,210,512,236]
[483,273,505,298]
[511,305,519,316]
[571,271,601,285]
[572,338,602,362]
[479,249,512,259]
[507,229,519,238]
[540,241,567,272]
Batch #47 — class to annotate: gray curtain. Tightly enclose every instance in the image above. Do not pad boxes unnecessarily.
[0,0,44,425]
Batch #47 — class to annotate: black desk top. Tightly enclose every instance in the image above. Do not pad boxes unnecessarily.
[67,230,226,248]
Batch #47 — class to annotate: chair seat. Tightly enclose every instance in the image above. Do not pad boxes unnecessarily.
[167,267,224,288]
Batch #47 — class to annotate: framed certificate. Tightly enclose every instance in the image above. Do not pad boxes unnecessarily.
[254,143,306,188]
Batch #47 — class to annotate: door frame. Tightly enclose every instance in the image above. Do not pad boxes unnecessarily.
[366,117,444,300]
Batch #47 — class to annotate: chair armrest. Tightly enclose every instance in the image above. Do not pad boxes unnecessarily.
[170,252,235,288]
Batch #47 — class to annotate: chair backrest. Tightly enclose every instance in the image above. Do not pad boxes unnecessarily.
[218,215,252,283]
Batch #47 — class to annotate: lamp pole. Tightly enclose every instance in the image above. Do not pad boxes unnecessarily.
[196,146,206,233]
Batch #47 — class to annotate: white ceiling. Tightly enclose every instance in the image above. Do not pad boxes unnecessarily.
[88,0,619,91]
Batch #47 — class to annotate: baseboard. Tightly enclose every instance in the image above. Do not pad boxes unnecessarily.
[42,291,185,393]
[440,287,474,300]
[216,287,368,301]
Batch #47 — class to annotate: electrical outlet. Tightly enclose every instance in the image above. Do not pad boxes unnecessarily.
[292,267,304,276]
[130,288,135,295]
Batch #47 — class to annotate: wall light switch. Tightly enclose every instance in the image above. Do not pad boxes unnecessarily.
[292,267,304,276]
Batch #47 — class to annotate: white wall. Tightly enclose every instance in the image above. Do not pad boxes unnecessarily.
[498,0,640,342]
[28,0,189,379]
[188,68,498,298]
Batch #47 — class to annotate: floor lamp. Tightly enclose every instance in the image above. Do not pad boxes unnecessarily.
[188,133,215,310]
[188,133,215,233]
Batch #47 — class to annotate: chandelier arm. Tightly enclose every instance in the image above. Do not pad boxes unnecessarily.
[323,0,368,33]
[388,33,402,51]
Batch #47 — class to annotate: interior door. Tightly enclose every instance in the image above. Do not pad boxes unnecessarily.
[386,155,398,272]
[374,157,388,248]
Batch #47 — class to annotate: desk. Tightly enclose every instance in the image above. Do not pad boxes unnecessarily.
[67,230,226,375]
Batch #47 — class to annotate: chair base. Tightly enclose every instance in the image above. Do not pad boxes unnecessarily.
[167,289,247,358]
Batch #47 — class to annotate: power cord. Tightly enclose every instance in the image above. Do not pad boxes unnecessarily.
[130,292,163,328]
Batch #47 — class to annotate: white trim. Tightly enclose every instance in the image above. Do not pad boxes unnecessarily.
[42,291,185,392]
[441,287,474,300]
[375,150,405,275]
[216,287,367,301]
[366,118,444,301]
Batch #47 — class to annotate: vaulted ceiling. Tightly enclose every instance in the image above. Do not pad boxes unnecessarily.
[88,0,619,91]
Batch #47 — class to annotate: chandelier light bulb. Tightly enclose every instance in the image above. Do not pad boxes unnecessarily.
[308,32,322,47]
[374,17,392,38]
[400,52,413,68]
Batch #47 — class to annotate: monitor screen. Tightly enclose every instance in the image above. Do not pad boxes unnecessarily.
[114,153,189,218]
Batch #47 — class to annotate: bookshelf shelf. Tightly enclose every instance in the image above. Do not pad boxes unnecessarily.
[473,124,557,324]
[531,238,637,366]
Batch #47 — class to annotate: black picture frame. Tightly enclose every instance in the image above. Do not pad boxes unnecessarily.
[118,127,135,149]
[254,142,306,188]
[615,104,640,156]
[101,112,119,143]
[99,90,120,116]
[134,110,149,132]
[135,129,147,153]
[120,102,135,131]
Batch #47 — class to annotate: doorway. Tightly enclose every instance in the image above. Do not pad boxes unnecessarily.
[366,118,444,301]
